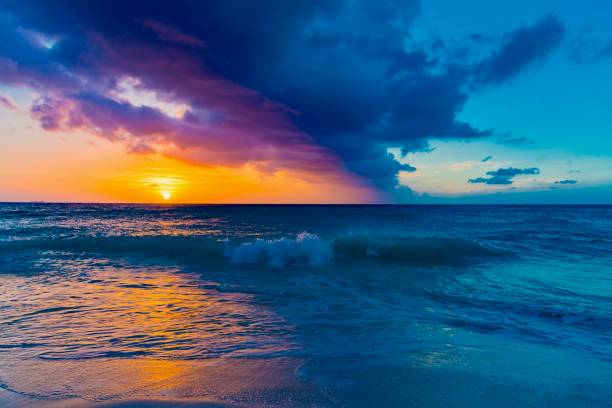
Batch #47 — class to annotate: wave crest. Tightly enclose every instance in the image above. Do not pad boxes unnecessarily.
[228,232,332,267]
[334,236,497,265]
[1,233,498,268]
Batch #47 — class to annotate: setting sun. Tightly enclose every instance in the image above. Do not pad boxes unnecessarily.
[140,173,184,203]
[0,2,611,407]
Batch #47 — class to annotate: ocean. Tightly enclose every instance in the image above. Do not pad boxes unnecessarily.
[0,204,611,407]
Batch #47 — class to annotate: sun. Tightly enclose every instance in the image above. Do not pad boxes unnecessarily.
[141,175,184,202]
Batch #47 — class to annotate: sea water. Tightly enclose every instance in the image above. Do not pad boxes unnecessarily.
[0,204,611,407]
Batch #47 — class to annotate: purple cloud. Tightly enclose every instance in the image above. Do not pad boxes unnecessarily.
[19,40,349,180]
[141,20,206,48]
[0,94,16,110]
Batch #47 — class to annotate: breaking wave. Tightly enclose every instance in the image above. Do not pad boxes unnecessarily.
[228,232,333,266]
[0,232,499,267]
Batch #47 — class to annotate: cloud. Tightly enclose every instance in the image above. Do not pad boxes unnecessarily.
[0,94,15,110]
[0,1,565,198]
[497,134,534,146]
[598,40,612,59]
[481,155,492,162]
[566,29,612,64]
[476,14,565,85]
[555,179,578,185]
[141,20,206,48]
[29,88,345,175]
[468,167,540,185]
[468,176,513,185]
[400,163,417,172]
[486,167,540,177]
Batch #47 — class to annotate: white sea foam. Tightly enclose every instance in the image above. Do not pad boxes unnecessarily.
[227,232,332,267]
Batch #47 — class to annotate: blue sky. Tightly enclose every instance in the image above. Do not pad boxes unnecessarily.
[391,0,612,202]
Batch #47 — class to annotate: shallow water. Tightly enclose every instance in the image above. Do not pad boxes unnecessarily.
[0,204,611,407]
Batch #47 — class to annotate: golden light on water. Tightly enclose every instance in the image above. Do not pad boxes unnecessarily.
[0,267,290,360]
[0,267,296,402]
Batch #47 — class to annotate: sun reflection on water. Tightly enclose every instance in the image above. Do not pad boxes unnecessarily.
[0,259,297,403]
[0,264,291,360]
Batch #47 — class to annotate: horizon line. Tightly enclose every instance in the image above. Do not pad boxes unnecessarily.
[2,201,612,206]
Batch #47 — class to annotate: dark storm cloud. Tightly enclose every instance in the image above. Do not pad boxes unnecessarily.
[141,20,206,48]
[476,14,565,85]
[0,0,566,196]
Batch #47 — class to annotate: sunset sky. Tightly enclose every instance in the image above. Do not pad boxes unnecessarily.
[1,0,611,203]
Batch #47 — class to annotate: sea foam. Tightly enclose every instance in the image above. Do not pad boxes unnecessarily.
[227,232,332,267]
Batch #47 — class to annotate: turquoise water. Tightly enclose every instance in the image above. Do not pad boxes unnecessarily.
[0,204,611,407]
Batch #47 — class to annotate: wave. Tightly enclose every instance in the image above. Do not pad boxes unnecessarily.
[0,236,226,261]
[228,232,332,266]
[0,232,498,267]
[333,235,497,265]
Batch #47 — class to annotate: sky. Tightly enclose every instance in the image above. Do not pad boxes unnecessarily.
[0,0,611,203]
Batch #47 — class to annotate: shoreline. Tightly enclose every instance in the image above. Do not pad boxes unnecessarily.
[0,357,310,408]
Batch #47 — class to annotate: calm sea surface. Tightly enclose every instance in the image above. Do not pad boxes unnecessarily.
[0,204,611,407]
